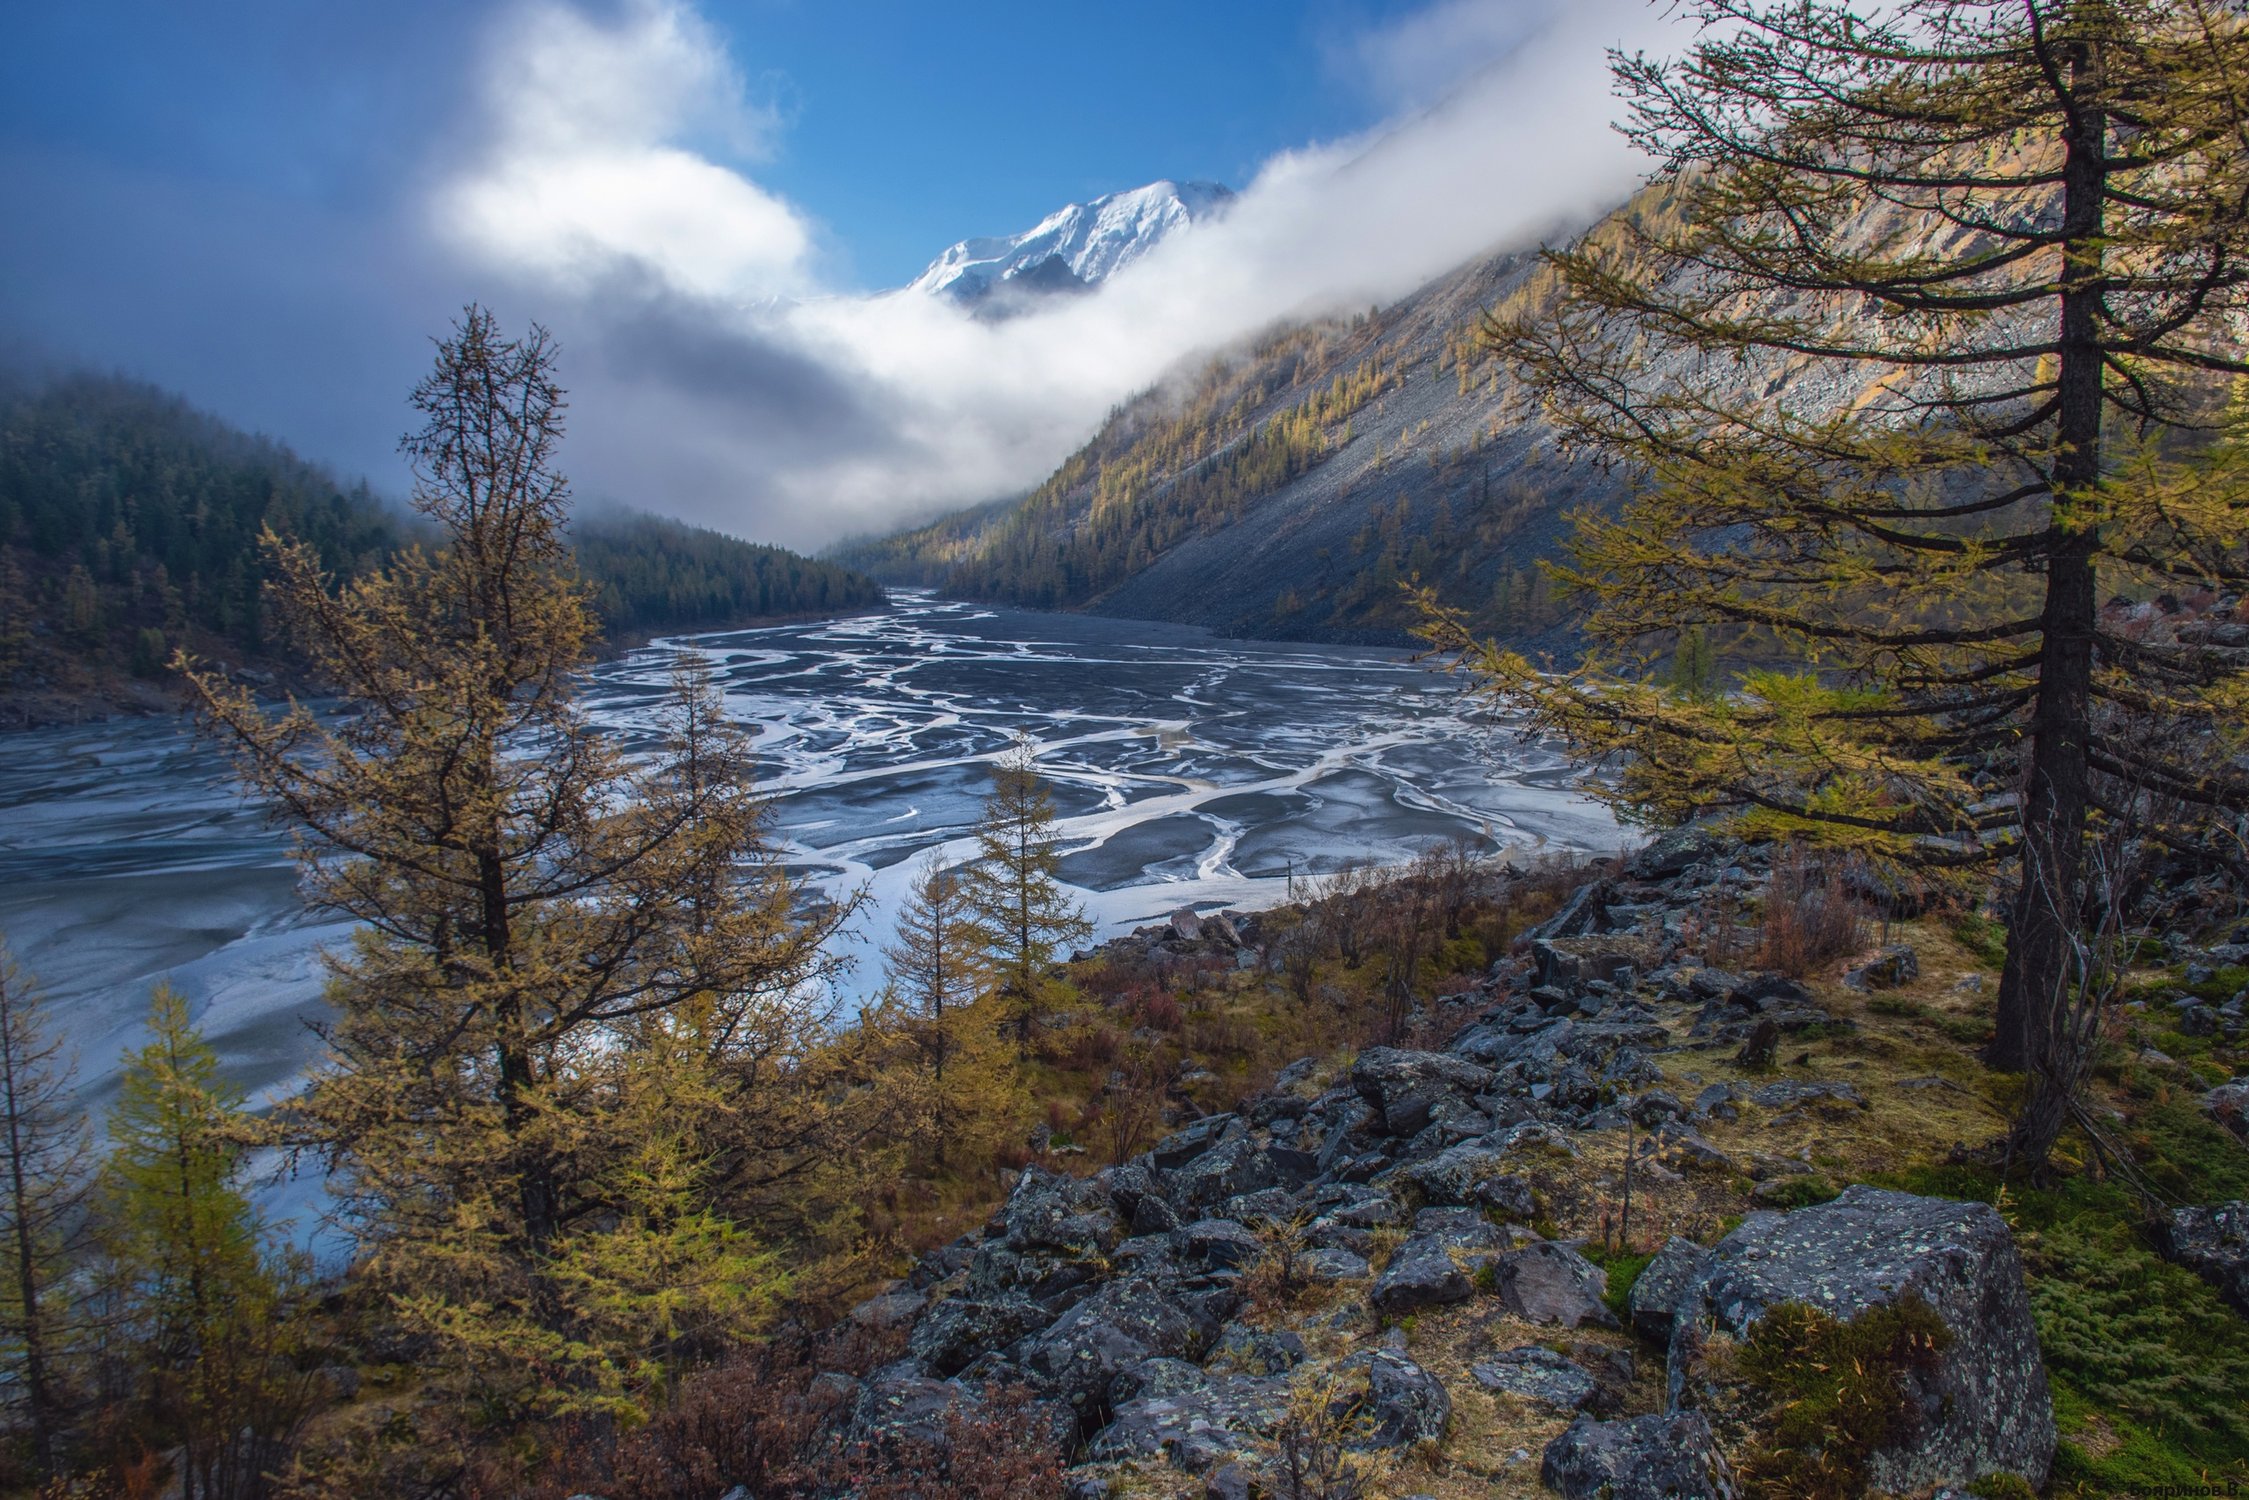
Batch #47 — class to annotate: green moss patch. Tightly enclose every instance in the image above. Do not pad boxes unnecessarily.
[1731,1297,1953,1500]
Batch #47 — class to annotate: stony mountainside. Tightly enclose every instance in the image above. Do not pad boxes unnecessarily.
[802,829,2249,1497]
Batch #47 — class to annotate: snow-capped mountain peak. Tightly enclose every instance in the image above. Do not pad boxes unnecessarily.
[908,179,1234,306]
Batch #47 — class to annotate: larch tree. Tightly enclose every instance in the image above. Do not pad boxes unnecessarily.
[96,984,301,1500]
[961,744,1091,1058]
[884,854,993,1168]
[179,308,856,1394]
[1424,0,2249,1170]
[0,943,90,1480]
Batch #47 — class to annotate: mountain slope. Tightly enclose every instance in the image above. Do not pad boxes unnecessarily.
[907,180,1234,310]
[849,231,1595,645]
[0,374,883,720]
[846,179,1919,648]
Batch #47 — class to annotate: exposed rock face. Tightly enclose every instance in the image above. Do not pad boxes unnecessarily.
[1667,1185,2055,1493]
[2162,1201,2249,1314]
[1541,1411,1738,1500]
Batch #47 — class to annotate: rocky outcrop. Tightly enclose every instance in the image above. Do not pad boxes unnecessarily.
[854,847,2064,1495]
[1665,1185,2055,1492]
[2162,1201,2249,1314]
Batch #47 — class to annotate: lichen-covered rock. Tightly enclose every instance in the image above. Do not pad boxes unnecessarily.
[908,1295,1053,1377]
[1627,1237,1711,1344]
[1332,1348,1451,1449]
[1371,1209,1505,1316]
[1349,1047,1492,1134]
[2205,1079,2249,1142]
[1668,1185,2055,1492]
[1844,943,1920,991]
[1166,1137,1281,1213]
[1085,1372,1291,1473]
[1493,1241,1619,1329]
[2161,1201,2249,1314]
[845,1365,985,1453]
[1394,1142,1509,1205]
[1017,1276,1226,1420]
[1469,1345,1600,1413]
[1173,1218,1263,1272]
[1540,1411,1737,1500]
[1002,1165,1121,1251]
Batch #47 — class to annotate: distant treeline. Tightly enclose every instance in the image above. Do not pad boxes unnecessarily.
[0,374,881,686]
[572,512,883,635]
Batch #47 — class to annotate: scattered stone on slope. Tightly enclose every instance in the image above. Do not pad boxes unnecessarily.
[1469,1345,1601,1412]
[1540,1411,1738,1500]
[2161,1201,2249,1315]
[1349,1046,1493,1135]
[1332,1347,1451,1449]
[1492,1241,1619,1329]
[1668,1185,2055,1493]
[1084,1372,1291,1473]
[1371,1208,1509,1315]
[1844,943,1920,991]
[1627,1236,1712,1344]
[2206,1079,2249,1142]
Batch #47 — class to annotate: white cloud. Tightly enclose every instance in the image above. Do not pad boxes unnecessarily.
[431,0,1679,550]
[435,0,813,301]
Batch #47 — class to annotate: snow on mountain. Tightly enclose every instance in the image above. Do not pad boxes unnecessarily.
[907,179,1235,305]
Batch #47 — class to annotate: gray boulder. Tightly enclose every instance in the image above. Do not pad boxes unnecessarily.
[845,1366,984,1453]
[1371,1209,1506,1316]
[1166,1137,1281,1213]
[1540,1411,1737,1500]
[1844,943,1920,991]
[909,1295,1053,1377]
[1350,1047,1492,1134]
[1668,1185,2055,1492]
[1173,1218,1263,1272]
[1017,1277,1225,1419]
[2205,1079,2249,1142]
[1627,1237,1711,1344]
[1493,1241,1619,1329]
[2162,1201,2249,1314]
[1469,1345,1601,1413]
[1395,1142,1509,1205]
[1332,1348,1451,1449]
[1085,1372,1291,1474]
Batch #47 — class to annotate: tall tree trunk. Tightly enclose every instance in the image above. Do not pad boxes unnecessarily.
[1992,39,2107,1139]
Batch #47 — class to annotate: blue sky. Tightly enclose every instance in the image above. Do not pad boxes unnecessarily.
[0,0,1664,546]
[4,0,1456,288]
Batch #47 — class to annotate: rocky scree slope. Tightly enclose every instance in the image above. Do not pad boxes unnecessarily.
[798,830,2221,1498]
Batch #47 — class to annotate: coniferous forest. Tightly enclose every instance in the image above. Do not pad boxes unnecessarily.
[0,373,882,712]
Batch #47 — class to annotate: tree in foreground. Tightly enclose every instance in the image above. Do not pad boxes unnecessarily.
[884,854,1015,1169]
[95,984,304,1500]
[181,308,868,1403]
[0,942,89,1481]
[960,744,1092,1058]
[1425,0,2249,1169]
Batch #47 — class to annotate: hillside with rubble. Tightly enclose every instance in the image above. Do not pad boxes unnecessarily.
[484,831,2249,1500]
